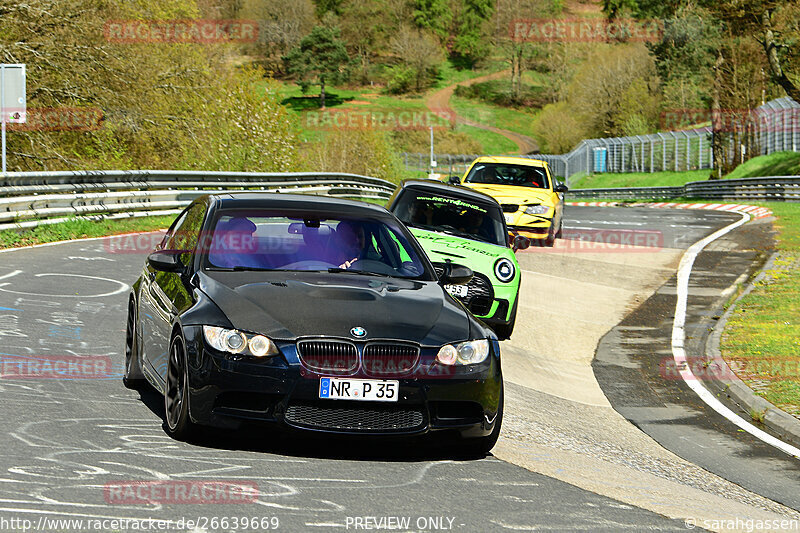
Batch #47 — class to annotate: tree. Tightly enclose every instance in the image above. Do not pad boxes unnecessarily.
[412,0,452,41]
[389,25,444,92]
[284,26,351,108]
[237,0,316,75]
[568,44,660,137]
[339,0,392,83]
[494,0,561,103]
[453,0,495,67]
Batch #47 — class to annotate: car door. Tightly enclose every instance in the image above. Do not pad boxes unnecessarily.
[143,202,206,383]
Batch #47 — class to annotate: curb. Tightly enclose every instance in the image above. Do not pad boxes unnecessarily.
[566,201,773,219]
[702,251,800,448]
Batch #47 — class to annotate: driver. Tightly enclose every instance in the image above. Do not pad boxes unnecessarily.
[335,220,368,269]
[210,216,260,268]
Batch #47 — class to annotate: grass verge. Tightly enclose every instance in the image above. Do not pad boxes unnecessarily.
[724,151,800,180]
[0,215,178,250]
[571,169,710,189]
[720,202,800,418]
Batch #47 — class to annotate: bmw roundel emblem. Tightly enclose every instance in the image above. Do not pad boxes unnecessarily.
[350,327,367,338]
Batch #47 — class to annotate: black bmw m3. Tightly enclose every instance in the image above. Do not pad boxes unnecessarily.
[125,193,503,454]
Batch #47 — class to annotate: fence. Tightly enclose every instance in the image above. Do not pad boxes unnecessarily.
[567,176,800,202]
[0,170,396,230]
[401,97,800,186]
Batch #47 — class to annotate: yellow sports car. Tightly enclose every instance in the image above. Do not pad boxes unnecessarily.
[449,156,568,246]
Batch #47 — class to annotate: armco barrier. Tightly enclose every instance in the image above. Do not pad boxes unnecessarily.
[567,176,800,202]
[0,170,396,230]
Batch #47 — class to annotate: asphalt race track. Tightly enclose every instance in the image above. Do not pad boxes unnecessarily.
[0,206,797,531]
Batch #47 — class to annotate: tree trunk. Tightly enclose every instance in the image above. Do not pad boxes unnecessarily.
[711,51,725,179]
[320,78,326,110]
[762,10,800,102]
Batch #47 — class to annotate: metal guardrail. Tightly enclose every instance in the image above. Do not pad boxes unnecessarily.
[568,176,800,202]
[0,170,397,230]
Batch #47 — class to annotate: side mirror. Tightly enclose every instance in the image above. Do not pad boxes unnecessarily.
[554,182,568,193]
[439,262,473,286]
[448,175,461,185]
[511,235,530,251]
[148,250,188,272]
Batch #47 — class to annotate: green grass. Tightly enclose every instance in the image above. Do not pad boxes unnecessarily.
[450,96,538,138]
[724,151,800,180]
[570,169,710,189]
[455,124,519,155]
[431,59,506,90]
[720,202,800,417]
[0,215,178,249]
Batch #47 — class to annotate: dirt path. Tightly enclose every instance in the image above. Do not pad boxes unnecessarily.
[425,69,540,155]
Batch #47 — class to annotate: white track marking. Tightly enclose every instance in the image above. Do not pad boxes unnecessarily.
[0,273,129,298]
[0,270,22,281]
[672,211,800,458]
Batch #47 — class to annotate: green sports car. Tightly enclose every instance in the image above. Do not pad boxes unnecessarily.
[387,180,528,339]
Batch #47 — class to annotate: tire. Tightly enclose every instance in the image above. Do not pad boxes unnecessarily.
[493,297,518,341]
[164,333,197,441]
[544,222,556,247]
[462,386,503,457]
[123,298,146,389]
[555,218,563,239]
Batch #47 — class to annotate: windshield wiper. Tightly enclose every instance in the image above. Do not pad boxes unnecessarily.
[327,268,388,277]
[206,266,272,272]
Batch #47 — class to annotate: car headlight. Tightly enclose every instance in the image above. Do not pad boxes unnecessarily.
[203,326,278,357]
[494,258,515,283]
[524,204,549,215]
[436,339,490,366]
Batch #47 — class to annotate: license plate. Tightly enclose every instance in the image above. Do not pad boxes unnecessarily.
[504,213,515,224]
[319,378,399,402]
[445,284,468,298]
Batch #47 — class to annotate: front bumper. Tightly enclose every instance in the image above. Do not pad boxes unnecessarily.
[182,326,503,439]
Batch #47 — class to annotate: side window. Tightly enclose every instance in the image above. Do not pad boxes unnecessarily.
[159,209,189,250]
[163,203,205,251]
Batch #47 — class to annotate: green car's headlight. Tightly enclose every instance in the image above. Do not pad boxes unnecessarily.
[436,339,490,366]
[524,204,549,215]
[203,326,279,357]
[494,258,515,283]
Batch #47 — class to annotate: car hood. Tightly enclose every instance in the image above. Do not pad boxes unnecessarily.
[462,184,553,206]
[196,270,469,345]
[409,228,507,273]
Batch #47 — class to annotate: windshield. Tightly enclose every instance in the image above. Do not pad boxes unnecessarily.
[201,210,430,279]
[464,163,550,189]
[393,190,507,247]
